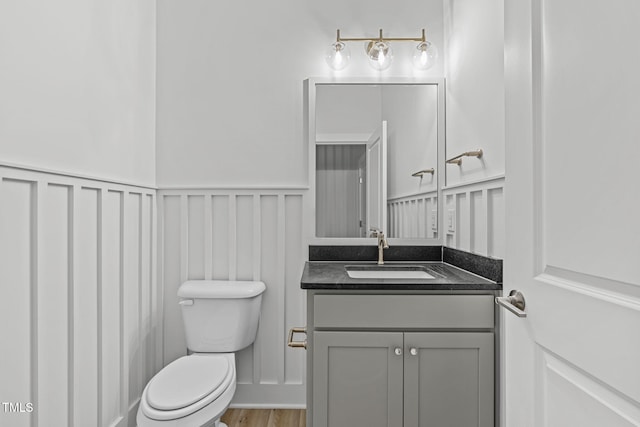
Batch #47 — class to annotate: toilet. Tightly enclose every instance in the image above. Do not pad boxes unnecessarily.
[137,280,266,427]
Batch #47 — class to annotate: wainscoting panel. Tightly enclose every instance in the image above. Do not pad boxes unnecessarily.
[159,189,307,407]
[443,176,505,259]
[0,164,158,427]
[387,192,438,239]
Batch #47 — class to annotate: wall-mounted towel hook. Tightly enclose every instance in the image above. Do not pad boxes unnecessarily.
[446,149,483,165]
[411,168,435,177]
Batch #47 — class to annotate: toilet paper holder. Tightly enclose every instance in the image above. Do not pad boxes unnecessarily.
[287,327,307,349]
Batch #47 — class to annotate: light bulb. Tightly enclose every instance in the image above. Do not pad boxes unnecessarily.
[325,41,351,70]
[412,41,438,70]
[366,41,393,71]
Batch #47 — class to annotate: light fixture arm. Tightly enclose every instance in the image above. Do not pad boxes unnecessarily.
[335,28,427,44]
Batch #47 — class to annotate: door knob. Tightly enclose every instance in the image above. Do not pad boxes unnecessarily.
[495,290,527,318]
[409,347,418,356]
[394,347,402,356]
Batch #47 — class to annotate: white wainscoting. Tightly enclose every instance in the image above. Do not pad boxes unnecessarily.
[0,164,159,427]
[442,176,505,258]
[387,191,438,239]
[158,188,307,407]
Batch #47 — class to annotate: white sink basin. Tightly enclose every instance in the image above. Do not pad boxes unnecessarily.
[345,266,435,280]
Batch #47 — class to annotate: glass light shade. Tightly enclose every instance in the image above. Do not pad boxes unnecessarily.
[365,41,393,71]
[325,41,351,70]
[412,41,438,70]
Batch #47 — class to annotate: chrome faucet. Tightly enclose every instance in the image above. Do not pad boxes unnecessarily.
[369,227,389,265]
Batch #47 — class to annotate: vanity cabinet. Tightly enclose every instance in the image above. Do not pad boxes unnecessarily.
[402,332,493,427]
[313,331,404,427]
[307,292,496,427]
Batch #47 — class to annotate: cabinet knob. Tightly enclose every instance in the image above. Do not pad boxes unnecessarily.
[410,347,418,356]
[394,347,402,356]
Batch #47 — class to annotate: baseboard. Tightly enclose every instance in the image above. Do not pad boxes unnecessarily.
[232,384,306,408]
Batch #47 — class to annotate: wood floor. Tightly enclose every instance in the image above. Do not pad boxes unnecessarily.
[220,408,306,427]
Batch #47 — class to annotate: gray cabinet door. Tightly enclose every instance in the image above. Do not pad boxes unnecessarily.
[313,331,404,427]
[403,332,494,427]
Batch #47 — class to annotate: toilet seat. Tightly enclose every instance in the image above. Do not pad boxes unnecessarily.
[141,354,235,421]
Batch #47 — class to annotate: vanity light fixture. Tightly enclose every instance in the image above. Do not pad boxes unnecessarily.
[412,40,438,70]
[325,38,351,71]
[325,29,437,71]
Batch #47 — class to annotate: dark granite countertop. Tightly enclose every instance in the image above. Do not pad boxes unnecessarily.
[301,261,502,291]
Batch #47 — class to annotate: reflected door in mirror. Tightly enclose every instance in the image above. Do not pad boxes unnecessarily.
[316,144,367,237]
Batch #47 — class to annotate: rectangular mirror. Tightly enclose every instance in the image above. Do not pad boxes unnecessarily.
[306,78,445,243]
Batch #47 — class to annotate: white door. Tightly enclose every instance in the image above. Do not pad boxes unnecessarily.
[358,155,367,238]
[366,121,388,233]
[502,1,640,426]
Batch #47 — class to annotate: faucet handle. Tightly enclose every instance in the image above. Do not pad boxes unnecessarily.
[381,237,390,249]
[369,227,381,238]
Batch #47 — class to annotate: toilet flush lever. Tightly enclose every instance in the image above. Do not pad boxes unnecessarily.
[179,299,194,306]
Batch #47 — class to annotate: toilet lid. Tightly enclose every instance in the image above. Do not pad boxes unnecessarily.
[146,354,231,411]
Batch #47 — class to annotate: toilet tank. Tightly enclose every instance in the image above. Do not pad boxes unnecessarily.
[178,280,266,352]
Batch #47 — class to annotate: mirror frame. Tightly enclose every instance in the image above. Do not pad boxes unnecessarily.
[304,77,446,246]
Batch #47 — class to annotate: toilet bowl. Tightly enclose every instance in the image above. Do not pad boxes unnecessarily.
[137,280,266,427]
[138,354,235,427]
